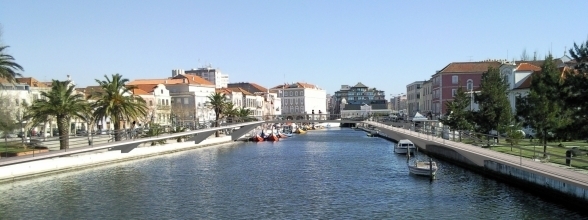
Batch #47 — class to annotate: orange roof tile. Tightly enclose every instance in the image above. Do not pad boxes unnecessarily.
[438,61,502,74]
[12,77,49,87]
[129,84,158,93]
[215,88,232,95]
[226,87,253,95]
[130,88,149,95]
[516,63,541,72]
[227,82,267,94]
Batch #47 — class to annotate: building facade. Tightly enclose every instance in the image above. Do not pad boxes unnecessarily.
[431,61,502,118]
[173,66,229,89]
[406,81,424,118]
[332,82,389,118]
[128,84,173,126]
[420,80,433,117]
[270,82,326,117]
[129,74,216,128]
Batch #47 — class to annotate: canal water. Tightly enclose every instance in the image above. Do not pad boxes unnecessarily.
[0,128,585,219]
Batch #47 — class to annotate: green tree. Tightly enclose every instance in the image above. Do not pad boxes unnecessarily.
[26,80,89,149]
[505,121,525,151]
[91,74,148,141]
[0,107,18,148]
[562,40,588,138]
[208,92,227,137]
[236,107,255,122]
[516,55,568,157]
[474,67,512,143]
[0,45,24,83]
[439,86,472,142]
[79,107,96,145]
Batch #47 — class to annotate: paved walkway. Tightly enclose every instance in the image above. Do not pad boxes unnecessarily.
[367,121,588,187]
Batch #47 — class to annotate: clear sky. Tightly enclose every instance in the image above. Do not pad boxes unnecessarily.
[1,0,587,96]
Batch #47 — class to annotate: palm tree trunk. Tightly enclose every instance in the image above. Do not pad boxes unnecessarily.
[87,123,93,145]
[57,116,69,150]
[114,121,122,141]
[215,115,220,137]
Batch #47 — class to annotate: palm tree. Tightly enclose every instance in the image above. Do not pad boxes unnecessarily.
[224,102,238,123]
[79,107,96,145]
[237,107,254,122]
[208,92,227,137]
[0,46,24,82]
[91,74,148,141]
[26,80,89,150]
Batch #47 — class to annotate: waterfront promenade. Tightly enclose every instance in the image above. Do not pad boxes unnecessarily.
[0,134,235,182]
[366,121,588,203]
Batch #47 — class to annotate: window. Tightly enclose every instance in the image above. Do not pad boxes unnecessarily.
[183,98,189,104]
[466,79,473,91]
[290,91,293,96]
[161,89,163,94]
[295,91,298,96]
[300,91,304,96]
[452,75,458,84]
[452,89,457,97]
[149,100,153,106]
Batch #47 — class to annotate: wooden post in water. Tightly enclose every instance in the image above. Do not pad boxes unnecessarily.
[429,157,434,180]
[406,148,410,163]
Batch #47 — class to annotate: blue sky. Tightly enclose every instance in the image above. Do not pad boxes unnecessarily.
[2,0,588,96]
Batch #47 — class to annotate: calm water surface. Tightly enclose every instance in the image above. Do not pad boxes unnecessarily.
[0,128,585,219]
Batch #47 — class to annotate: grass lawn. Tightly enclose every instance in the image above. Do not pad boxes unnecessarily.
[489,140,588,170]
[0,141,39,154]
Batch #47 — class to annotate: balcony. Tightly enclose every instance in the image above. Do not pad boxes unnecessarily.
[157,105,171,110]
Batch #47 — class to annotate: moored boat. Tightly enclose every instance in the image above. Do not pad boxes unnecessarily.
[250,135,264,142]
[294,128,306,134]
[408,160,438,176]
[266,133,279,141]
[395,139,416,154]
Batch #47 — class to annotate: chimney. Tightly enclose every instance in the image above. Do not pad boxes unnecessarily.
[183,78,186,83]
[165,80,168,84]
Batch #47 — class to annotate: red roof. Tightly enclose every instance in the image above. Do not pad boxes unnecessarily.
[437,61,502,74]
[516,63,541,72]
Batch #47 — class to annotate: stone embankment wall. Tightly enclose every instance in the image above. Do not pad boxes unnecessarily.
[368,122,588,207]
[0,136,234,183]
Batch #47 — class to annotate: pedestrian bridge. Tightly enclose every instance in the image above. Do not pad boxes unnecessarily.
[0,114,372,167]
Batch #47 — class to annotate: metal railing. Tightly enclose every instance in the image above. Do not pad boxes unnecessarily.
[366,120,588,172]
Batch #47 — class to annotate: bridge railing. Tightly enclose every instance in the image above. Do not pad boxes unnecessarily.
[0,114,374,160]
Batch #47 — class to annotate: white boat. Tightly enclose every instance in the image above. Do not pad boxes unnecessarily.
[395,139,416,154]
[408,160,438,176]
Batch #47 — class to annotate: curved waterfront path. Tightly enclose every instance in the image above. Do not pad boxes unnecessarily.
[367,121,588,187]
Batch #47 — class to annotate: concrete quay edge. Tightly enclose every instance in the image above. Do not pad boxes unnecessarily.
[0,136,238,184]
[364,121,588,204]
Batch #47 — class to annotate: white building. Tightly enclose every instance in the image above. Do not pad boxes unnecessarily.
[128,84,173,126]
[128,74,216,127]
[174,65,229,89]
[406,81,424,117]
[270,82,327,116]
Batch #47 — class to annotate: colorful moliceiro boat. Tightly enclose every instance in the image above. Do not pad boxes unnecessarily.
[394,139,416,154]
[250,134,264,142]
[266,133,280,141]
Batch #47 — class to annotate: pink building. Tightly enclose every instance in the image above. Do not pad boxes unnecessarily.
[431,61,502,118]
